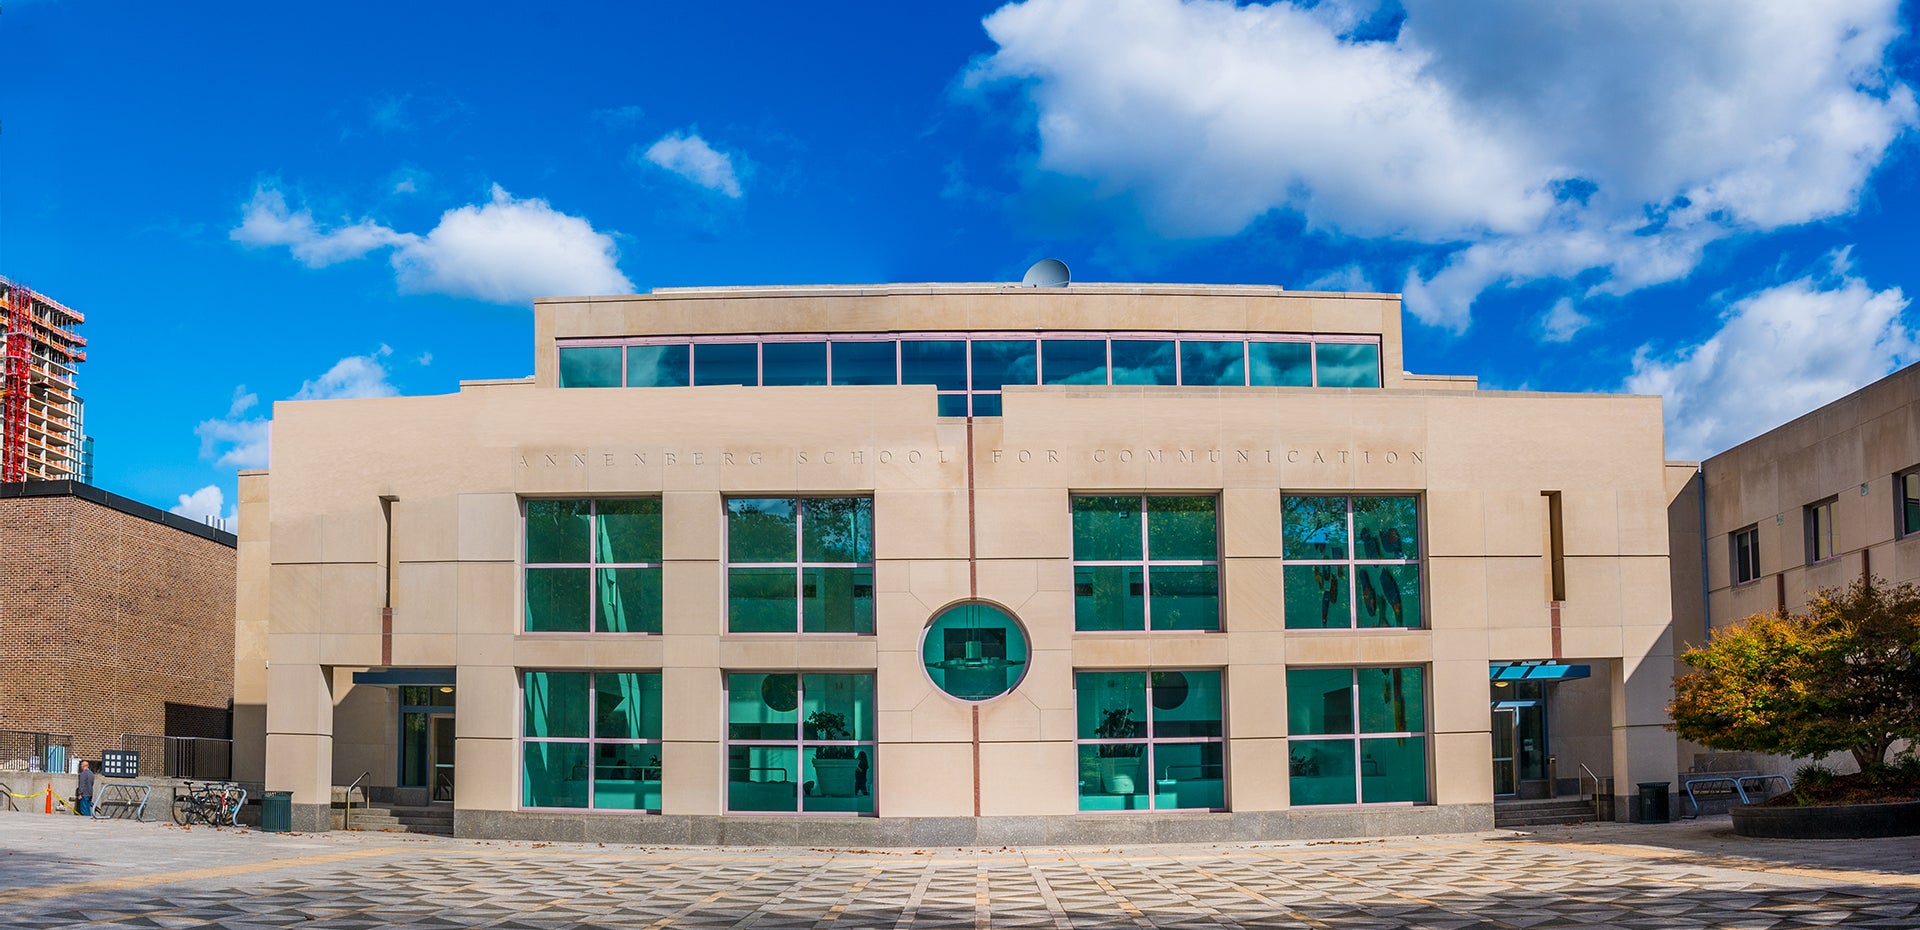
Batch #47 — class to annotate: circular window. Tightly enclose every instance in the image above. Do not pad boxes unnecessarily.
[921,602,1030,702]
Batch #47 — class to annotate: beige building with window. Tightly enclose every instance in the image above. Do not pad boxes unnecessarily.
[236,283,1682,841]
[1670,360,1920,774]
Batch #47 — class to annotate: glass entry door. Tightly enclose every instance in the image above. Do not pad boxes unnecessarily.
[1491,707,1518,797]
[430,715,456,803]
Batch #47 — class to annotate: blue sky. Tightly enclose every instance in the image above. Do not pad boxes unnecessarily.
[5,0,1919,525]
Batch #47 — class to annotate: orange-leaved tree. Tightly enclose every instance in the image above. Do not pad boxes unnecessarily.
[1670,576,1920,771]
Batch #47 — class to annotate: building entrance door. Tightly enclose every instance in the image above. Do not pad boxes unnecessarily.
[1491,707,1518,797]
[430,715,456,803]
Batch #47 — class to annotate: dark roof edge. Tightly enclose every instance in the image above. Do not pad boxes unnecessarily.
[0,480,238,548]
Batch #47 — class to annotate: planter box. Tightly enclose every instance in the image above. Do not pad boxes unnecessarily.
[1730,800,1920,839]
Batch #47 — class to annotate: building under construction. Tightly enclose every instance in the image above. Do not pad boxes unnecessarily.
[1,277,89,483]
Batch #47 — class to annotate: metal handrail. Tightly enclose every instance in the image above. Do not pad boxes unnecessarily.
[342,771,369,831]
[1579,764,1612,822]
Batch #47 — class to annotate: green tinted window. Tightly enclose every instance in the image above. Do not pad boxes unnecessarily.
[1284,496,1420,630]
[525,568,589,632]
[1248,341,1312,386]
[1147,496,1216,561]
[597,567,662,633]
[1286,666,1429,807]
[526,500,663,634]
[1316,342,1381,387]
[558,346,622,388]
[1072,496,1143,561]
[727,673,874,814]
[1073,495,1218,632]
[728,498,797,562]
[595,672,663,742]
[1285,668,1353,736]
[523,671,590,739]
[596,499,662,563]
[625,344,689,387]
[729,497,873,633]
[1357,666,1424,733]
[521,670,663,811]
[802,498,873,562]
[1075,670,1225,812]
[526,500,591,563]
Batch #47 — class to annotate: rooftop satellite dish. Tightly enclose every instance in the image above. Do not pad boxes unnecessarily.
[1020,258,1070,288]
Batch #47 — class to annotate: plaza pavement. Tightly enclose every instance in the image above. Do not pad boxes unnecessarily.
[0,809,1916,928]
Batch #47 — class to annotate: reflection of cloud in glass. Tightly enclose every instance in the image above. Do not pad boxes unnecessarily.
[628,346,678,387]
[1111,341,1176,385]
[1180,341,1245,386]
[1248,342,1310,387]
[972,340,1038,389]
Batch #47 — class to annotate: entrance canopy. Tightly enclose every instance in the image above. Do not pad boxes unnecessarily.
[351,668,456,687]
[1489,662,1590,682]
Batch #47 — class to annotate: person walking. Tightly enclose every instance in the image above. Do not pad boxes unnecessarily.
[76,760,95,817]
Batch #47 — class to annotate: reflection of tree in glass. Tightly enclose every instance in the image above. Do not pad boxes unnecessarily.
[1147,496,1215,559]
[1283,496,1347,555]
[728,499,796,562]
[803,498,872,562]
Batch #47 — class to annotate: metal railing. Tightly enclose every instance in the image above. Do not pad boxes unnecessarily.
[1579,763,1613,822]
[0,729,73,773]
[120,735,232,780]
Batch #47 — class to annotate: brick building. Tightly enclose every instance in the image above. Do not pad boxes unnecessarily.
[0,480,236,765]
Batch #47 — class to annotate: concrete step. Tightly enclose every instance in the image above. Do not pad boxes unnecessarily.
[1494,798,1601,828]
[360,803,454,835]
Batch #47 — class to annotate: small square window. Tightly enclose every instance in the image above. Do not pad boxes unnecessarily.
[1730,525,1760,584]
[1805,497,1837,564]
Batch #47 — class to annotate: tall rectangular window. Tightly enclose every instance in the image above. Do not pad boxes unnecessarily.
[1075,670,1225,811]
[525,500,662,633]
[521,671,662,811]
[1282,496,1421,629]
[1900,469,1920,538]
[727,498,874,633]
[1072,495,1220,631]
[1731,525,1760,584]
[1805,497,1837,564]
[1286,666,1427,806]
[725,673,874,813]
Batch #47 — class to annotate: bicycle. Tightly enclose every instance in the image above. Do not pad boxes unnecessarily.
[171,780,244,826]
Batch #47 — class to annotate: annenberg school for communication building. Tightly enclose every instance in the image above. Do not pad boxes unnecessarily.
[235,277,1679,843]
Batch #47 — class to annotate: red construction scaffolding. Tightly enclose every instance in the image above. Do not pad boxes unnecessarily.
[0,278,87,483]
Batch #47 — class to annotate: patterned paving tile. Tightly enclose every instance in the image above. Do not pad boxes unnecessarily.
[3,836,1919,929]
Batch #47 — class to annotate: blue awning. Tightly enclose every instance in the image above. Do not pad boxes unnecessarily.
[1489,662,1591,682]
[351,668,456,687]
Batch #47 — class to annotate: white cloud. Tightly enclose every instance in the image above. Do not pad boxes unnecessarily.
[231,183,633,304]
[969,0,1915,330]
[195,348,401,469]
[293,345,399,401]
[640,130,744,198]
[169,485,236,529]
[1538,298,1593,344]
[391,186,634,302]
[1624,254,1916,459]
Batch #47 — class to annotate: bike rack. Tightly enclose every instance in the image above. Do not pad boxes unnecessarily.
[93,782,153,821]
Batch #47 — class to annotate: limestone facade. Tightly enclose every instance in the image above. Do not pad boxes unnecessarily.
[239,284,1681,839]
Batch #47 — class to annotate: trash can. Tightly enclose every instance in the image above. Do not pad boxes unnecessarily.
[260,791,293,833]
[1637,781,1671,823]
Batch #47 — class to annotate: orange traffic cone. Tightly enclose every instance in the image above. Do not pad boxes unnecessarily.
[44,784,52,814]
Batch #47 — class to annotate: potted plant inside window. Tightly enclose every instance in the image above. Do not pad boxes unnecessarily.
[806,711,858,797]
[1095,707,1145,794]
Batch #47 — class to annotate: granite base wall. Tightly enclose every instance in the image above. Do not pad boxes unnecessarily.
[450,804,1495,847]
